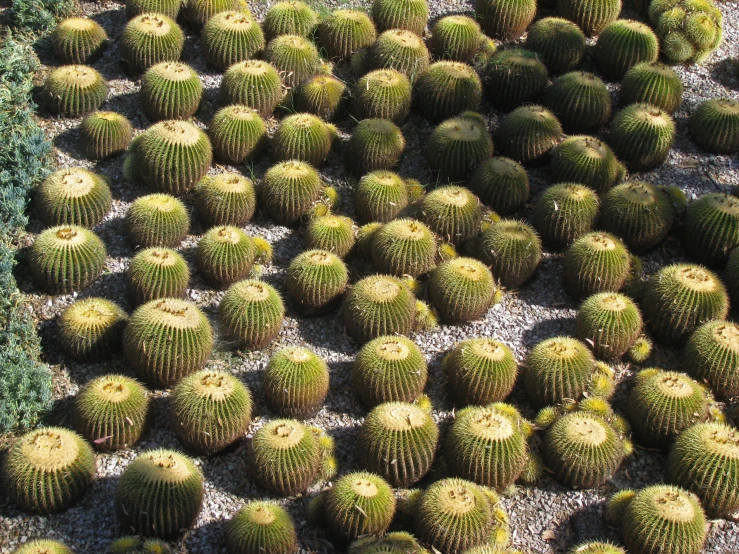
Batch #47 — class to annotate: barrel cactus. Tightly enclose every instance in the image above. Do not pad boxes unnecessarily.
[120,14,184,74]
[195,172,257,227]
[52,17,108,64]
[43,65,107,117]
[219,279,285,349]
[201,10,264,70]
[352,69,411,124]
[58,297,127,361]
[263,346,330,419]
[220,60,284,117]
[80,111,133,159]
[35,167,112,228]
[534,183,600,249]
[544,72,612,134]
[140,62,203,121]
[125,193,190,248]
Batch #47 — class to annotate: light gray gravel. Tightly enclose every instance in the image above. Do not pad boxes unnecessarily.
[2,0,739,552]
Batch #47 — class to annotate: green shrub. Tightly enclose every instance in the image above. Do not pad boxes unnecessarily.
[8,0,75,35]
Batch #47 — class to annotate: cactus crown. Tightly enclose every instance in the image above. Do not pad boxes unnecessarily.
[17,428,82,471]
[262,419,307,450]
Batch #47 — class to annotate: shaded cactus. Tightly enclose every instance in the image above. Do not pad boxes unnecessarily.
[354,170,410,223]
[346,118,406,176]
[263,1,318,40]
[595,20,659,81]
[320,10,376,59]
[689,98,739,155]
[684,320,739,398]
[30,225,106,294]
[609,103,675,171]
[195,225,257,288]
[478,219,542,288]
[3,427,95,514]
[225,502,298,554]
[305,214,356,258]
[107,536,172,554]
[683,192,739,267]
[420,186,483,245]
[259,160,324,225]
[220,60,284,117]
[294,74,346,120]
[367,29,430,79]
[429,15,482,63]
[468,157,529,215]
[140,62,203,121]
[195,172,257,227]
[495,105,562,166]
[428,257,496,323]
[43,65,107,117]
[576,292,643,360]
[352,336,427,407]
[74,374,149,451]
[371,0,428,35]
[125,193,190,248]
[524,17,585,75]
[534,183,600,249]
[649,0,723,65]
[115,449,204,539]
[600,181,675,253]
[201,10,264,70]
[606,488,636,527]
[371,218,437,277]
[483,48,548,112]
[120,14,184,74]
[127,247,189,305]
[219,279,284,349]
[557,0,621,36]
[427,111,493,182]
[80,111,133,160]
[264,34,321,89]
[413,61,482,122]
[286,249,348,315]
[271,113,336,166]
[642,264,729,345]
[549,136,620,194]
[564,232,632,299]
[208,106,267,164]
[35,167,112,228]
[264,346,329,419]
[476,0,536,40]
[52,17,107,64]
[358,402,439,486]
[126,0,180,19]
[544,72,612,134]
[620,62,684,114]
[59,297,127,361]
[124,298,214,388]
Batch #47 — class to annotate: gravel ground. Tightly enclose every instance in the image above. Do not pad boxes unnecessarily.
[2,0,739,552]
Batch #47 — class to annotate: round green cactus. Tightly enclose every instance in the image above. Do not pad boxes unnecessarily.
[620,485,707,554]
[126,0,181,19]
[684,320,739,398]
[354,170,409,223]
[468,157,529,215]
[196,225,257,288]
[606,488,636,527]
[371,218,437,277]
[367,29,430,79]
[524,17,586,75]
[140,62,203,121]
[476,0,536,40]
[120,14,184,74]
[371,0,428,35]
[35,167,111,228]
[208,106,266,164]
[609,103,675,171]
[445,403,527,489]
[249,419,322,495]
[225,502,298,554]
[353,70,411,124]
[524,336,596,408]
[627,368,712,448]
[286,249,348,315]
[14,541,74,554]
[428,257,496,323]
[620,62,684,114]
[600,181,675,253]
[219,277,284,347]
[346,118,406,176]
[271,113,336,166]
[320,9,376,59]
[544,410,626,488]
[415,477,506,553]
[43,65,107,117]
[358,402,438,486]
[124,298,214,388]
[544,72,612,134]
[29,225,106,294]
[667,421,739,518]
[259,160,324,225]
[628,335,653,364]
[183,0,239,28]
[52,17,107,64]
[649,0,723,65]
[195,172,257,227]
[576,292,642,360]
[726,246,739,308]
[482,48,548,112]
[264,34,321,88]
[557,0,621,36]
[429,15,482,63]
[342,274,416,343]
[58,297,127,361]
[132,120,212,196]
[347,532,427,554]
[684,192,739,267]
[3,427,95,514]
[294,74,346,120]
[220,60,283,117]
[74,374,149,451]
[534,183,600,249]
[689,98,739,155]
[127,247,189,305]
[201,10,264,70]
[595,20,659,81]
[443,338,517,407]
[427,111,493,182]
[115,449,204,539]
[304,214,355,258]
[478,219,542,288]
[80,111,132,160]
[125,193,190,248]
[568,542,625,554]
[420,186,483,245]
[352,335,427,407]
[495,105,563,166]
[263,346,329,419]
[549,136,620,194]
[414,61,482,122]
[564,232,631,299]
[642,264,729,345]
[106,536,173,554]
[263,1,318,40]
[171,369,251,454]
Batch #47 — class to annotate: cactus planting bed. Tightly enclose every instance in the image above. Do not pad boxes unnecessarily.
[2,0,739,552]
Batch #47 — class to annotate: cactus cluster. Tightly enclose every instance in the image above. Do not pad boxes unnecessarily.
[201,10,264,70]
[534,183,600,249]
[52,17,108,64]
[80,111,133,160]
[525,18,585,75]
[689,98,739,155]
[219,279,285,349]
[43,65,107,117]
[125,193,190,248]
[36,167,112,229]
[576,292,643,360]
[648,0,723,65]
[58,297,127,361]
[225,502,298,554]
[427,112,493,182]
[429,15,482,63]
[220,60,284,117]
[544,72,612,134]
[478,219,542,288]
[294,75,346,120]
[564,232,632,299]
[120,14,184,74]
[496,105,563,166]
[346,118,406,176]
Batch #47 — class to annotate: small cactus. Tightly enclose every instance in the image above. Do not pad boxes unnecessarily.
[366,29,430,79]
[220,60,284,117]
[127,248,189,305]
[286,249,349,315]
[43,65,107,117]
[126,0,180,19]
[346,118,406,176]
[120,14,184,74]
[683,192,739,267]
[201,10,264,70]
[294,74,346,120]
[195,172,257,227]
[371,0,428,35]
[259,160,324,225]
[606,489,636,527]
[649,0,723,65]
[557,0,621,36]
[219,278,284,347]
[225,502,298,554]
[52,17,108,64]
[684,320,739,398]
[544,72,612,134]
[29,225,106,294]
[352,335,427,407]
[304,214,356,258]
[689,98,739,155]
[428,257,496,323]
[264,34,321,89]
[14,541,73,554]
[429,15,482,63]
[79,111,132,160]
[478,219,542,288]
[354,170,410,223]
[483,48,548,112]
[115,449,204,539]
[35,167,112,228]
[263,346,330,419]
[524,17,585,75]
[196,226,257,288]
[183,0,240,29]
[564,232,632,299]
[263,1,318,40]
[420,186,483,245]
[140,62,202,121]
[58,297,127,361]
[609,103,675,171]
[371,218,437,277]
[468,157,529,215]
[125,193,190,248]
[271,113,336,166]
[320,10,376,59]
[495,105,563,166]
[427,111,493,182]
[549,136,621,194]
[3,427,95,514]
[620,62,684,114]
[413,61,482,122]
[628,336,653,364]
[352,70,411,124]
[534,183,600,249]
[476,0,536,41]
[74,374,149,451]
[107,536,172,554]
[576,292,643,360]
[595,20,659,81]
